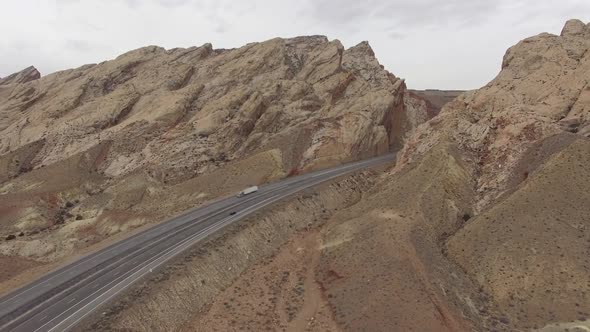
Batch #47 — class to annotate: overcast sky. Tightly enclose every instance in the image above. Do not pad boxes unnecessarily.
[1,1,589,89]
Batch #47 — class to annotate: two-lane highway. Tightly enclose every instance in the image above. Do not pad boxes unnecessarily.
[0,153,395,331]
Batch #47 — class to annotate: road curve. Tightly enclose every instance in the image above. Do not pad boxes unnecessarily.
[0,153,395,332]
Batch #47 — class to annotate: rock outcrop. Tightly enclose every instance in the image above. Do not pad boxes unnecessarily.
[408,89,464,114]
[6,18,588,332]
[0,37,429,267]
[560,18,589,37]
[350,18,590,330]
[401,18,590,209]
[88,20,590,332]
[163,18,589,332]
[0,66,40,86]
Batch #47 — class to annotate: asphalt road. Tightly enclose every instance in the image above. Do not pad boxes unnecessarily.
[0,153,395,332]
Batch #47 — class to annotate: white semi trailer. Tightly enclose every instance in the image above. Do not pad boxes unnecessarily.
[237,186,259,197]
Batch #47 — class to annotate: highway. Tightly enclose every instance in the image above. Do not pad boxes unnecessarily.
[0,153,395,332]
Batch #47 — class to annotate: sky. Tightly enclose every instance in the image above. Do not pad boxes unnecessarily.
[1,0,589,90]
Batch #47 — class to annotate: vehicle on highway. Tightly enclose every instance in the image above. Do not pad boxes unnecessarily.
[236,185,258,197]
[0,154,395,332]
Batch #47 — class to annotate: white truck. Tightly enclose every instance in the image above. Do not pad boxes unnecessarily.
[237,185,258,197]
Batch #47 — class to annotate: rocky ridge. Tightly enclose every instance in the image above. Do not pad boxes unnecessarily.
[408,89,464,114]
[3,18,589,332]
[399,19,590,210]
[0,66,40,86]
[366,18,590,330]
[152,18,590,332]
[0,37,429,274]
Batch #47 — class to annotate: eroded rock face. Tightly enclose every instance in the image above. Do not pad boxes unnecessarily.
[75,19,590,331]
[0,66,40,86]
[0,37,423,178]
[0,37,429,264]
[560,19,588,37]
[386,19,590,330]
[408,89,464,114]
[400,18,590,210]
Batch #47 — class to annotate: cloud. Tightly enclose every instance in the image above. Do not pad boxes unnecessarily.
[303,0,374,26]
[388,31,405,40]
[158,0,191,7]
[65,40,92,52]
[304,0,508,29]
[0,0,589,88]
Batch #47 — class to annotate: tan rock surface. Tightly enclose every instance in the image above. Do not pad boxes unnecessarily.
[387,19,590,330]
[300,19,590,330]
[6,17,590,332]
[0,36,428,286]
[448,138,590,329]
[0,66,40,86]
[93,18,590,332]
[82,174,375,332]
[174,18,590,331]
[399,18,590,210]
[408,89,465,114]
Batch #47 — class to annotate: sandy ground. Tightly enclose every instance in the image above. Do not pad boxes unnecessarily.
[80,173,374,332]
[183,230,339,332]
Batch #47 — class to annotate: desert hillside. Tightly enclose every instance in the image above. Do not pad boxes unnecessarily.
[80,19,590,332]
[0,66,40,86]
[1,17,589,332]
[0,37,430,286]
[322,18,590,331]
[408,89,464,114]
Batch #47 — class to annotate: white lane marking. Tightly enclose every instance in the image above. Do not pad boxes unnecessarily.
[0,184,276,306]
[37,197,284,332]
[43,166,375,332]
[8,156,396,332]
[37,222,220,332]
[1,154,394,308]
[10,157,394,332]
[2,180,303,329]
[66,298,76,304]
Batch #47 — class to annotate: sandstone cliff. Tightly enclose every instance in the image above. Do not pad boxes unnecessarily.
[0,37,429,277]
[143,19,590,332]
[328,18,590,330]
[0,66,40,86]
[4,18,589,332]
[85,20,590,332]
[408,89,464,114]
